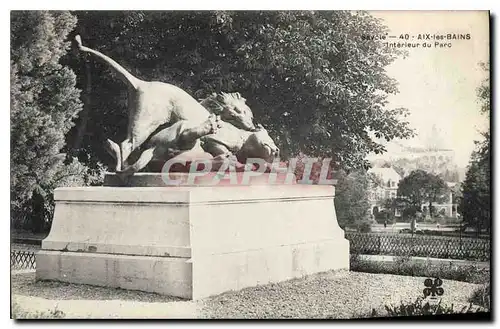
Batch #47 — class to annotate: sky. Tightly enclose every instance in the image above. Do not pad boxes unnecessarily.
[368,11,490,168]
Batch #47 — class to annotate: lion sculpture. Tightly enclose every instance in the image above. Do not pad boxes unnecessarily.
[74,35,258,171]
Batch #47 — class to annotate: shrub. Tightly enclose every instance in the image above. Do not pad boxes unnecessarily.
[468,284,490,311]
[11,11,106,233]
[374,209,393,223]
[350,256,490,284]
[427,263,489,284]
[382,298,484,317]
[355,220,372,233]
[356,297,487,318]
[392,255,426,276]
[349,255,387,274]
[349,251,361,264]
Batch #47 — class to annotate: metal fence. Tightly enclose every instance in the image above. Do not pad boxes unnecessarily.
[11,249,36,270]
[10,233,490,270]
[345,232,490,261]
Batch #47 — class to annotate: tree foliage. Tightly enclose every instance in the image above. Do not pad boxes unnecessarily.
[10,11,102,231]
[397,170,448,218]
[459,62,490,233]
[10,10,416,231]
[67,11,414,170]
[335,170,372,228]
[376,197,407,222]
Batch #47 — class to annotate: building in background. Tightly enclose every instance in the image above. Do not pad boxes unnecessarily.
[421,182,458,219]
[367,166,402,217]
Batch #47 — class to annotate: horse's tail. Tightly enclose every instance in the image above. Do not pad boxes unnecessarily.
[75,35,141,90]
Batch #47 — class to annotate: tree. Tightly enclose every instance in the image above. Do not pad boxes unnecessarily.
[10,11,101,232]
[377,197,396,222]
[334,169,371,229]
[459,61,490,233]
[67,11,414,171]
[460,140,490,233]
[397,170,449,218]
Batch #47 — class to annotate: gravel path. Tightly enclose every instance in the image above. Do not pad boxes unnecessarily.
[11,271,195,319]
[12,295,199,319]
[11,270,482,319]
[11,271,184,303]
[197,270,482,319]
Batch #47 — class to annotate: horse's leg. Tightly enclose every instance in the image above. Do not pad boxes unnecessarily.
[120,121,189,176]
[120,138,134,170]
[121,89,156,166]
[104,139,122,172]
[118,121,195,176]
[117,146,157,177]
[147,115,221,154]
[120,116,222,176]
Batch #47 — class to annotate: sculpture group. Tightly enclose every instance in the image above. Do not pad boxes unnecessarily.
[75,35,279,176]
[37,36,349,301]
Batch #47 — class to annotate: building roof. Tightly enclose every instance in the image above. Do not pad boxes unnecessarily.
[368,167,402,183]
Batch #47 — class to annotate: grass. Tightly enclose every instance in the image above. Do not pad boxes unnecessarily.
[468,283,490,310]
[354,297,488,319]
[350,253,490,284]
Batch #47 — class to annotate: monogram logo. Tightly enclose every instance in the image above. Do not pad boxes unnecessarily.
[423,278,444,298]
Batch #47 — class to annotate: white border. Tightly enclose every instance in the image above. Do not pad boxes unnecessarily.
[2,1,497,328]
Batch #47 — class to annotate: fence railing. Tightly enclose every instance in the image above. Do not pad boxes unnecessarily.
[345,232,490,261]
[11,249,36,270]
[11,233,490,270]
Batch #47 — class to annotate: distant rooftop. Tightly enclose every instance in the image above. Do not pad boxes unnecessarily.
[367,166,402,183]
[400,146,454,154]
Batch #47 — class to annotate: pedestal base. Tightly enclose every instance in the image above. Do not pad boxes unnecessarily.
[36,185,349,300]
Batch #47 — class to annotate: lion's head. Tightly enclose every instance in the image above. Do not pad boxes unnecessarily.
[200,92,257,131]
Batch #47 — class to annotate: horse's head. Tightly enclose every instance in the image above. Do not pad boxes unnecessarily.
[200,92,256,131]
[238,124,280,163]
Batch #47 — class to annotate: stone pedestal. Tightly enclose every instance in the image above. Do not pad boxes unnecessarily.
[36,181,349,300]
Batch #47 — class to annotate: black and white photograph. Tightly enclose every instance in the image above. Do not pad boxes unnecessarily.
[9,8,491,320]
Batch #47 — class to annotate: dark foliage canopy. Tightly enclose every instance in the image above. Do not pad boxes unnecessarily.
[68,10,414,170]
